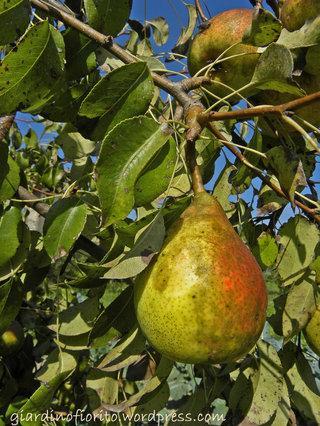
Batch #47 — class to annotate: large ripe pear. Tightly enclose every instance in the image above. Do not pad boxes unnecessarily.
[187,9,259,102]
[279,0,320,31]
[134,192,267,364]
[303,306,320,356]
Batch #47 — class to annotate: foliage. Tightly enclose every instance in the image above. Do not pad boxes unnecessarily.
[0,1,319,425]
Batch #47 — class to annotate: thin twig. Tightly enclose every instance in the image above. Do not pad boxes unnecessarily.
[195,0,208,22]
[207,123,320,224]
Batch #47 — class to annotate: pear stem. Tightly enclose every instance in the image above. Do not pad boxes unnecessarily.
[185,106,206,195]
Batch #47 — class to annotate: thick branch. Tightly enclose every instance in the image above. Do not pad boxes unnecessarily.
[207,123,320,224]
[17,186,106,260]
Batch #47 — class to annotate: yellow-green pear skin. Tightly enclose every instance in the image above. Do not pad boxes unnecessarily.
[280,0,320,31]
[187,9,259,102]
[134,192,267,364]
[303,306,320,356]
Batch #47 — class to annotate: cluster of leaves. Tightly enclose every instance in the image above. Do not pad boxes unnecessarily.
[0,0,319,425]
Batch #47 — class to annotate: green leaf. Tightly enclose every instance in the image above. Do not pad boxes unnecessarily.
[251,44,303,95]
[0,221,30,282]
[212,163,235,217]
[80,62,154,140]
[49,297,100,337]
[285,350,320,422]
[243,9,282,46]
[84,0,132,37]
[96,357,173,413]
[89,286,135,344]
[277,15,320,49]
[246,342,284,424]
[104,213,165,279]
[171,4,197,57]
[96,116,172,226]
[147,17,169,46]
[265,146,307,204]
[0,0,30,45]
[0,142,20,202]
[257,184,287,215]
[67,263,107,288]
[98,327,145,372]
[0,278,24,335]
[43,198,87,260]
[0,207,22,268]
[253,232,279,269]
[134,138,177,206]
[19,350,76,426]
[56,124,96,160]
[277,216,319,286]
[64,28,97,80]
[0,21,65,114]
[282,273,317,340]
[86,369,118,410]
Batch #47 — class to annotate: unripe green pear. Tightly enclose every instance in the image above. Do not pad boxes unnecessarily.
[303,306,320,356]
[279,0,320,31]
[187,9,259,102]
[0,321,24,356]
[134,192,267,364]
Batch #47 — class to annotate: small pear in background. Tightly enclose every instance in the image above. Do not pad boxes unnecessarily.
[134,192,267,364]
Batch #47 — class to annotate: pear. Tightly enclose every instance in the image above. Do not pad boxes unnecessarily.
[0,321,24,356]
[303,306,320,356]
[187,9,259,102]
[134,192,267,364]
[279,0,320,32]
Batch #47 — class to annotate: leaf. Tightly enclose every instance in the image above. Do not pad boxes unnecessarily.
[246,341,284,424]
[98,327,145,372]
[96,116,172,226]
[0,278,24,335]
[171,4,197,57]
[104,214,165,279]
[285,349,320,422]
[89,286,135,345]
[265,146,307,204]
[277,216,319,286]
[134,138,177,206]
[147,17,169,46]
[56,124,96,160]
[0,207,22,268]
[212,163,236,217]
[84,0,132,37]
[43,198,88,260]
[97,357,173,413]
[277,15,320,49]
[0,21,65,115]
[0,221,30,282]
[0,0,30,45]
[80,62,154,140]
[0,142,20,202]
[50,297,100,337]
[19,350,76,426]
[64,28,97,80]
[232,129,263,191]
[253,232,278,269]
[282,273,317,341]
[251,44,303,95]
[257,184,287,215]
[67,263,107,288]
[242,9,282,46]
[86,369,118,410]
